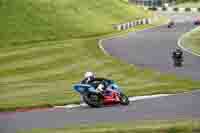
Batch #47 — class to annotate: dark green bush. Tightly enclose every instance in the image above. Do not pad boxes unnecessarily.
[185,8,191,12]
[173,7,179,11]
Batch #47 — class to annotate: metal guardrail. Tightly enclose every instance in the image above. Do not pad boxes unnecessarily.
[146,7,200,12]
[113,18,152,31]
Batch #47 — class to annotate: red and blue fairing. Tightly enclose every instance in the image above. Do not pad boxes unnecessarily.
[73,81,122,105]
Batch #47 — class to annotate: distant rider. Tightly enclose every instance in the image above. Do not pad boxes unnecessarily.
[81,72,112,93]
[168,20,175,28]
[172,47,183,59]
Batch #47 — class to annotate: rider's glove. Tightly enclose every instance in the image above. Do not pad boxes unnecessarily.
[96,84,104,92]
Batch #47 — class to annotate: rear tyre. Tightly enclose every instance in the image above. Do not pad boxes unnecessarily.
[174,58,183,67]
[83,92,103,108]
[119,93,129,105]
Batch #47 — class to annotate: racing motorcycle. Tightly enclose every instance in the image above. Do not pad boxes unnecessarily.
[168,21,175,28]
[73,80,129,107]
[172,52,183,67]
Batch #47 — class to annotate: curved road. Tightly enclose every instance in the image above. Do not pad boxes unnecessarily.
[1,91,200,133]
[102,12,200,80]
[1,12,200,133]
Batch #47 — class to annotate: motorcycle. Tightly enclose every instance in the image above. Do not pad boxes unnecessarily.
[168,21,175,28]
[194,17,200,25]
[172,53,183,67]
[73,80,129,107]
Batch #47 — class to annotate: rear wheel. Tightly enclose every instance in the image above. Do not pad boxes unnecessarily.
[83,92,103,108]
[174,58,183,67]
[119,93,129,105]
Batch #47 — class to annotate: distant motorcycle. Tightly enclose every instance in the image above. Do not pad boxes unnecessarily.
[173,57,183,67]
[73,80,129,107]
[194,18,200,25]
[172,52,183,67]
[168,21,175,28]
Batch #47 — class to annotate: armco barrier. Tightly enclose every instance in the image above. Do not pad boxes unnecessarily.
[147,7,200,13]
[113,18,152,31]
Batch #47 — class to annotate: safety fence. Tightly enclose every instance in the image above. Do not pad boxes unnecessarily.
[146,7,200,13]
[113,18,152,31]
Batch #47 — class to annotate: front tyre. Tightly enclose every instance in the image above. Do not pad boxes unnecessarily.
[83,92,103,108]
[119,93,129,105]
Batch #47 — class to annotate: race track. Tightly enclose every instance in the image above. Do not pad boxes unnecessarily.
[0,90,200,133]
[102,12,200,80]
[0,12,200,133]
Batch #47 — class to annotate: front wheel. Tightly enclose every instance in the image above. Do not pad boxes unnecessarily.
[119,93,129,105]
[83,92,103,108]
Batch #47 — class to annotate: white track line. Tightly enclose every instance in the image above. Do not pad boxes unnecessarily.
[128,94,171,101]
[98,39,110,56]
[178,26,200,57]
[54,94,171,109]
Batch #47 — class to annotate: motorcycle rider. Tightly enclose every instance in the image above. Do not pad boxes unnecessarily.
[81,72,112,93]
[172,47,184,66]
[81,71,96,84]
[168,20,175,28]
[172,47,183,59]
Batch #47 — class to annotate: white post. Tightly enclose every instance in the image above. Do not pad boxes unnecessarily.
[138,20,142,25]
[179,8,185,13]
[168,7,173,12]
[117,25,121,31]
[119,24,122,30]
[143,18,146,24]
[149,18,152,24]
[158,7,162,11]
[127,22,130,29]
[123,24,126,30]
[130,22,134,27]
[191,8,198,13]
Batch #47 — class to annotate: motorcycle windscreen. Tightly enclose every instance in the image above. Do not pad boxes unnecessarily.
[110,84,122,92]
[73,84,97,94]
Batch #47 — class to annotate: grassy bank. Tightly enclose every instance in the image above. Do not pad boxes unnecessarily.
[176,0,200,4]
[181,27,200,55]
[175,1,200,7]
[0,0,152,48]
[0,0,200,112]
[18,120,200,133]
[1,26,200,112]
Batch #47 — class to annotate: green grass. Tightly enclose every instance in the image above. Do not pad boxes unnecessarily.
[1,28,200,111]
[175,1,200,7]
[181,27,200,55]
[17,120,200,133]
[0,0,200,111]
[0,0,152,48]
[176,0,200,4]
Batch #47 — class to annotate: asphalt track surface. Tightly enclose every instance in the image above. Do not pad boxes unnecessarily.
[0,91,200,133]
[102,12,200,80]
[1,12,200,133]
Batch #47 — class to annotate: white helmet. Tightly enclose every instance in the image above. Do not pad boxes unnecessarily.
[84,72,95,78]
